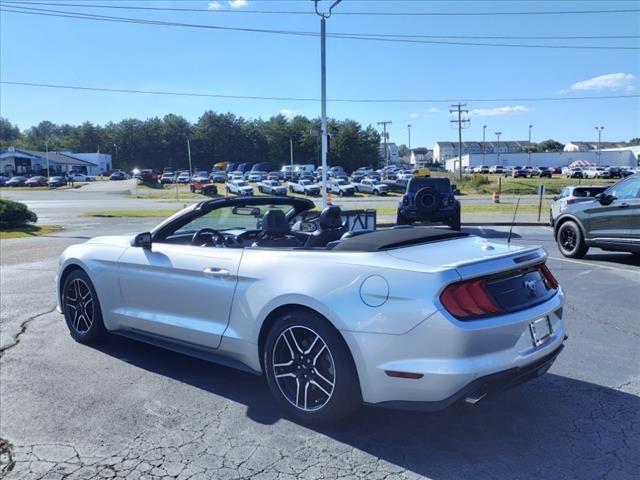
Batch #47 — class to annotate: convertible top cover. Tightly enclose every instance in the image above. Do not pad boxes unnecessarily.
[332,227,468,252]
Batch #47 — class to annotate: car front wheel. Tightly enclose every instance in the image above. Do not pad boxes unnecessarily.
[264,309,361,425]
[62,270,106,343]
[556,220,589,258]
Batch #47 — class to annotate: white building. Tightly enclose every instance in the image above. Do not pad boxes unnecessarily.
[445,150,637,172]
[0,148,112,176]
[378,142,399,164]
[433,140,531,163]
[564,141,634,152]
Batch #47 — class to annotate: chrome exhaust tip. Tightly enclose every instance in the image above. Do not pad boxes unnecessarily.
[464,392,487,405]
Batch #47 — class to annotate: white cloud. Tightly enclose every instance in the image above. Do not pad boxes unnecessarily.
[470,106,529,117]
[427,107,440,114]
[207,1,222,9]
[409,113,420,118]
[569,73,636,92]
[228,0,248,7]
[279,109,297,117]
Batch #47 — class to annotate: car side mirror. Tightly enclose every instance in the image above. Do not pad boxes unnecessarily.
[132,232,152,249]
[595,193,615,205]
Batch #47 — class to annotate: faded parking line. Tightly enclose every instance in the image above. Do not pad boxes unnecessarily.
[548,255,640,274]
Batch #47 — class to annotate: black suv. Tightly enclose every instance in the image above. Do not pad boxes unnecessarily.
[396,177,461,230]
[554,174,640,258]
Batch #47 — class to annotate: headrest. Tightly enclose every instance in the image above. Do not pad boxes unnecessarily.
[318,206,343,230]
[261,209,291,235]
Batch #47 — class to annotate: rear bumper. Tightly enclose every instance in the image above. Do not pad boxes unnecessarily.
[342,289,566,408]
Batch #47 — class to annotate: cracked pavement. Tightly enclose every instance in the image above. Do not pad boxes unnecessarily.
[1,219,639,480]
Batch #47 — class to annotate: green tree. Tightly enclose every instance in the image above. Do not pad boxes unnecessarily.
[629,137,640,145]
[533,139,564,152]
[398,144,410,158]
[0,118,21,148]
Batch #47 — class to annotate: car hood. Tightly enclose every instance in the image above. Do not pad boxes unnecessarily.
[85,235,135,247]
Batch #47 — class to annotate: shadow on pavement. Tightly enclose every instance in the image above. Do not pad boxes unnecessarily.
[93,335,639,480]
[582,252,640,267]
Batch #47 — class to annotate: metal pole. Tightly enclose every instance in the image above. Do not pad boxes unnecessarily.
[595,126,604,166]
[482,125,486,166]
[320,16,328,208]
[495,132,502,166]
[45,140,50,176]
[408,123,412,159]
[187,138,193,176]
[384,124,388,167]
[528,124,533,166]
[290,137,294,166]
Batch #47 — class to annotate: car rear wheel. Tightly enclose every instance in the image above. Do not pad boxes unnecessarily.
[556,220,589,258]
[62,270,106,343]
[396,209,409,225]
[264,309,361,425]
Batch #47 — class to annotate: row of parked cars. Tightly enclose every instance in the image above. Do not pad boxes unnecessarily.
[561,165,637,179]
[0,173,94,188]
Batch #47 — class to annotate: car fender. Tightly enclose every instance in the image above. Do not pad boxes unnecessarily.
[553,213,588,241]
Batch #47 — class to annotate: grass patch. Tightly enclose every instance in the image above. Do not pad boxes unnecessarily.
[359,202,550,218]
[447,174,615,195]
[84,209,181,218]
[0,224,63,239]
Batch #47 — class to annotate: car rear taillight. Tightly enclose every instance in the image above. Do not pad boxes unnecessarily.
[402,195,409,206]
[566,199,576,205]
[447,196,455,205]
[440,279,502,320]
[539,263,559,289]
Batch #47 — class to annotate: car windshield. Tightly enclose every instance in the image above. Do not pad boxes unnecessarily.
[408,178,451,193]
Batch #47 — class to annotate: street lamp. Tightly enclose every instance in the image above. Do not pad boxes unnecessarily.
[314,0,343,209]
[482,125,487,166]
[595,126,604,166]
[528,124,533,166]
[407,124,412,160]
[45,140,50,176]
[113,143,118,169]
[495,132,502,165]
[289,137,294,167]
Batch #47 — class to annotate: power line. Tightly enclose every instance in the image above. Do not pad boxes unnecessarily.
[3,1,639,16]
[1,5,637,50]
[3,80,639,104]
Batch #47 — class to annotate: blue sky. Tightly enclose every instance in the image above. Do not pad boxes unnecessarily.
[1,0,639,148]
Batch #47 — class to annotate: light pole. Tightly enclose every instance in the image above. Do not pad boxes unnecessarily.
[495,132,502,166]
[407,124,412,162]
[289,137,294,167]
[595,126,604,166]
[528,124,533,166]
[482,125,487,166]
[314,0,343,209]
[45,140,50,176]
[186,138,193,176]
[113,143,118,170]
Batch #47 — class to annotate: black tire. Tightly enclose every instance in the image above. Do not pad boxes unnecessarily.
[263,308,361,425]
[556,220,589,258]
[549,210,555,228]
[449,213,461,231]
[61,269,107,343]
[338,191,344,197]
[414,187,442,216]
[189,185,195,193]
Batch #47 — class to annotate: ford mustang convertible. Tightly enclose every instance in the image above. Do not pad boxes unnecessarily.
[57,196,566,424]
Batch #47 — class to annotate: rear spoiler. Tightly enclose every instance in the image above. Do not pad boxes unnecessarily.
[449,247,548,281]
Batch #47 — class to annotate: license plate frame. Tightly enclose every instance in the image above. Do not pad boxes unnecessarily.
[529,316,553,347]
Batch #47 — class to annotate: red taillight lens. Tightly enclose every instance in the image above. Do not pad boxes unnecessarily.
[539,263,559,289]
[566,199,576,205]
[440,279,502,320]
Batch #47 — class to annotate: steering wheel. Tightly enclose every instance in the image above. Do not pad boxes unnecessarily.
[191,228,226,246]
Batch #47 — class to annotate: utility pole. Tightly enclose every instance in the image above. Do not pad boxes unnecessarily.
[450,103,470,181]
[482,125,487,166]
[377,121,392,167]
[595,126,604,166]
[186,138,193,176]
[528,124,533,166]
[408,124,412,161]
[45,140,50,177]
[314,0,343,209]
[289,137,294,166]
[495,132,502,166]
[113,143,118,170]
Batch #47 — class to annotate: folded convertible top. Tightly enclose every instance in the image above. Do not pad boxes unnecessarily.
[331,227,468,252]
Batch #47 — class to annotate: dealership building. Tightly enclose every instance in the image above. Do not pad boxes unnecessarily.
[0,147,112,176]
[444,149,638,172]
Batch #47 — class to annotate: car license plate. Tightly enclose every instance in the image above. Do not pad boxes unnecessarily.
[529,317,552,347]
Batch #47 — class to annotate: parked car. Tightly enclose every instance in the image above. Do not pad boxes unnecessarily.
[5,176,27,187]
[534,167,553,178]
[209,171,227,183]
[56,196,566,424]
[511,166,527,178]
[258,179,287,196]
[159,172,175,184]
[139,169,158,183]
[620,167,637,177]
[0,175,10,186]
[554,174,640,258]
[109,171,126,181]
[488,165,504,174]
[69,173,93,182]
[549,185,609,227]
[25,176,48,187]
[226,180,254,196]
[288,179,321,196]
[175,172,191,184]
[190,179,218,196]
[565,167,584,179]
[473,166,490,174]
[48,176,68,188]
[328,179,356,197]
[382,178,409,194]
[584,167,610,179]
[396,177,461,230]
[267,171,283,181]
[605,166,622,178]
[191,171,210,183]
[246,171,264,182]
[353,179,388,196]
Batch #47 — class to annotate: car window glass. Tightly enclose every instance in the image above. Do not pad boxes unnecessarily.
[608,177,640,200]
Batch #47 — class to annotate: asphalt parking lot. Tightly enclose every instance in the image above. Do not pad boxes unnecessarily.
[1,198,639,479]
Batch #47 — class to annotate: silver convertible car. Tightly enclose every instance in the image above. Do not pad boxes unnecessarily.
[57,196,566,424]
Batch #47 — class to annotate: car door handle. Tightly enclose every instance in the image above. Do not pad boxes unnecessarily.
[203,267,230,277]
[618,203,629,208]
